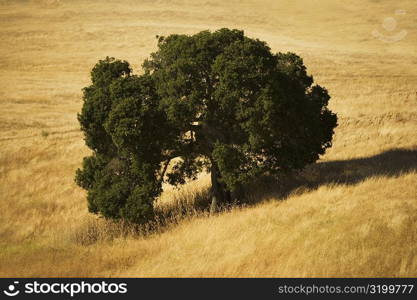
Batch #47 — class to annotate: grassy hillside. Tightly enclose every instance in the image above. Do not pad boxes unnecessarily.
[0,0,416,277]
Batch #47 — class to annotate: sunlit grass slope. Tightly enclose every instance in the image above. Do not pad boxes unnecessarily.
[0,0,416,277]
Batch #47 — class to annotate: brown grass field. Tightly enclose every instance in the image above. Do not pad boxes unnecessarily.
[0,0,416,277]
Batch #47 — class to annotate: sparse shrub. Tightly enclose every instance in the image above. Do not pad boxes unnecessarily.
[75,28,337,224]
[71,217,141,246]
[41,130,49,138]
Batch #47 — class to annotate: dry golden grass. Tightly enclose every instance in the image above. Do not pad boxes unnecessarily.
[0,0,416,277]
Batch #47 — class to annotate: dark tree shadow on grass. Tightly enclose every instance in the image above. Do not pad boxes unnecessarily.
[244,147,417,205]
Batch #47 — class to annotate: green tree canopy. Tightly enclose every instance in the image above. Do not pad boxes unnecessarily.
[76,28,337,224]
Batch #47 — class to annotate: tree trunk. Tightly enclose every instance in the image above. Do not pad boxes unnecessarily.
[210,163,232,213]
[209,195,217,215]
[210,164,222,213]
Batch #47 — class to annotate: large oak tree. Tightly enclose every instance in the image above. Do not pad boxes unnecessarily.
[76,28,337,224]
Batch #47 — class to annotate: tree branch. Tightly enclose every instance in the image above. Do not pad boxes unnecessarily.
[158,158,171,185]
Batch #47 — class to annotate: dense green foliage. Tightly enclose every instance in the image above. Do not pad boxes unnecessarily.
[75,28,337,224]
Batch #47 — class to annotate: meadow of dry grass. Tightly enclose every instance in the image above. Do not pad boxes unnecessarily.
[0,0,416,277]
